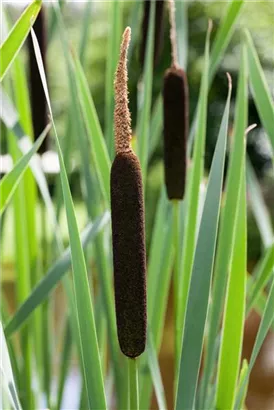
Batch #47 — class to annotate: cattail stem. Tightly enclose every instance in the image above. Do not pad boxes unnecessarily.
[168,0,178,68]
[173,199,181,393]
[128,359,139,410]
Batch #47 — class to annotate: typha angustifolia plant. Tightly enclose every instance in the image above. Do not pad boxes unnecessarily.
[111,27,146,409]
[163,0,189,382]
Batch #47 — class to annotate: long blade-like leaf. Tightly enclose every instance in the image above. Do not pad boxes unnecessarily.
[72,54,111,205]
[235,274,274,408]
[245,29,274,153]
[176,22,211,373]
[30,28,107,409]
[215,166,247,410]
[176,74,232,410]
[200,45,248,405]
[0,0,41,81]
[5,214,109,337]
[0,124,50,215]
[246,157,273,248]
[247,244,274,314]
[0,322,22,410]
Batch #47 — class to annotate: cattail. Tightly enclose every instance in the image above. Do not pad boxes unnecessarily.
[111,27,147,358]
[28,7,48,153]
[139,0,165,68]
[163,0,189,200]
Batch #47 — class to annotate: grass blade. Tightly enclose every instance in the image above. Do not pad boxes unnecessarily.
[30,27,106,409]
[246,157,273,248]
[5,214,109,337]
[176,21,211,373]
[245,29,274,153]
[176,73,232,410]
[72,54,111,205]
[146,328,167,410]
[148,95,163,160]
[235,359,249,409]
[137,0,156,180]
[8,130,33,408]
[235,274,274,408]
[0,322,22,410]
[247,244,274,314]
[0,86,62,249]
[200,45,248,405]
[0,124,50,215]
[215,167,247,410]
[0,0,41,81]
[189,0,244,151]
[140,190,174,409]
[209,0,244,80]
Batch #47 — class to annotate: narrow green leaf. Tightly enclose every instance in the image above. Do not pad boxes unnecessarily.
[0,124,50,215]
[79,0,93,66]
[235,275,274,408]
[188,0,244,152]
[137,0,156,180]
[209,0,244,80]
[53,5,94,217]
[30,27,106,409]
[245,29,274,153]
[246,157,273,248]
[176,74,231,410]
[0,86,62,249]
[176,22,211,372]
[247,244,274,314]
[216,167,247,410]
[5,214,109,337]
[140,192,174,409]
[0,0,42,81]
[146,329,167,410]
[148,96,163,160]
[0,322,22,410]
[7,123,34,408]
[72,54,111,205]
[200,45,248,405]
[236,359,249,410]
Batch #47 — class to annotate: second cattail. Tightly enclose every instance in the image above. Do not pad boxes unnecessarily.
[163,0,189,200]
[111,27,147,358]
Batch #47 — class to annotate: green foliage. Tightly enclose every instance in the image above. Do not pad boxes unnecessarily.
[1,2,273,410]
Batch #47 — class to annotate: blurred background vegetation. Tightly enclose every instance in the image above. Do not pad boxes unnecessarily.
[2,0,273,266]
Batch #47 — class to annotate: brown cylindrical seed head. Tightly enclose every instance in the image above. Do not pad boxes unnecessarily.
[163,66,189,200]
[111,151,147,358]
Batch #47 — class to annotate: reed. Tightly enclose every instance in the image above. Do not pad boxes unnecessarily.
[111,27,147,359]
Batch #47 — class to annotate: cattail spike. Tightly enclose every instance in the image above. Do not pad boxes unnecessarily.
[163,67,189,199]
[168,0,178,68]
[111,27,147,358]
[114,27,132,154]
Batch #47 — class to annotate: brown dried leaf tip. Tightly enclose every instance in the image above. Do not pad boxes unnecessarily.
[114,27,132,155]
[111,27,147,358]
